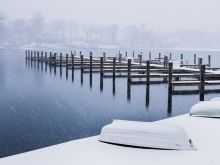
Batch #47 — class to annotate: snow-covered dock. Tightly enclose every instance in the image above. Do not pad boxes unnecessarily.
[1,114,220,165]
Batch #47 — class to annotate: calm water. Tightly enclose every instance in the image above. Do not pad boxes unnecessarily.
[0,49,220,158]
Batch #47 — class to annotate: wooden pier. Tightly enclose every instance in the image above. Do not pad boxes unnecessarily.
[25,50,220,100]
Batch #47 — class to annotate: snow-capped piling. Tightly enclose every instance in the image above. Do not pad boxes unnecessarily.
[194,54,196,64]
[168,62,173,94]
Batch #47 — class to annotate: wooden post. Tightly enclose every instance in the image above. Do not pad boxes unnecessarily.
[132,51,134,58]
[90,51,93,72]
[25,50,27,59]
[34,51,36,60]
[66,53,68,67]
[80,54,83,70]
[200,64,205,101]
[54,53,57,65]
[103,52,106,62]
[100,57,103,76]
[198,57,202,69]
[41,51,43,61]
[181,54,183,64]
[165,55,168,68]
[149,52,151,61]
[159,53,161,59]
[168,62,173,93]
[74,50,76,56]
[71,53,74,69]
[60,53,62,66]
[113,57,116,77]
[163,55,166,68]
[194,54,196,64]
[128,59,131,82]
[37,51,39,61]
[45,52,47,63]
[80,50,82,56]
[139,52,142,65]
[119,51,121,63]
[146,60,150,84]
[170,53,172,60]
[28,50,30,59]
[31,51,33,60]
[125,51,127,57]
[208,55,211,67]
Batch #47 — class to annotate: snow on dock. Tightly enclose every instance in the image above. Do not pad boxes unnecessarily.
[1,114,220,165]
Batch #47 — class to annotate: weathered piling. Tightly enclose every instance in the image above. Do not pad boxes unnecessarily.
[133,51,134,58]
[165,55,168,68]
[139,52,142,65]
[41,51,43,61]
[149,52,151,61]
[31,51,33,60]
[80,54,83,70]
[125,51,127,57]
[198,57,202,69]
[168,62,173,93]
[181,54,183,64]
[90,51,93,72]
[208,55,211,67]
[54,53,57,65]
[128,59,131,82]
[45,52,47,63]
[34,51,36,60]
[200,64,205,101]
[146,60,150,84]
[113,57,116,77]
[28,50,30,59]
[74,50,76,56]
[25,50,27,59]
[60,53,62,66]
[194,54,196,64]
[103,52,106,62]
[170,53,172,60]
[37,51,39,61]
[159,53,161,59]
[80,50,82,56]
[119,51,122,63]
[66,53,68,66]
[71,52,74,69]
[100,57,103,75]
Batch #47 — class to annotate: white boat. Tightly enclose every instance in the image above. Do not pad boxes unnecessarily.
[190,101,220,117]
[98,120,194,150]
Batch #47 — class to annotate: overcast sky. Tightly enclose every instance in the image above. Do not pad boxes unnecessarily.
[1,0,220,31]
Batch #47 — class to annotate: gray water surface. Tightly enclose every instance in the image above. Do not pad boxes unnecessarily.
[0,49,219,158]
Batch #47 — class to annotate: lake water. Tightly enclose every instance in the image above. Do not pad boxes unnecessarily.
[0,49,220,158]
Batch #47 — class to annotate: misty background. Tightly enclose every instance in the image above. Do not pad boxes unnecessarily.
[0,0,220,50]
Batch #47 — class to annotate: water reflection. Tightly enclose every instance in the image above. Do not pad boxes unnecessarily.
[100,74,103,92]
[72,68,74,82]
[81,69,83,85]
[90,71,92,88]
[66,67,68,81]
[145,84,149,107]
[112,77,115,96]
[60,67,62,78]
[167,91,172,116]
[127,81,131,101]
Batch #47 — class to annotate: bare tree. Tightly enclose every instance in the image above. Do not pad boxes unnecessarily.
[108,24,118,44]
[13,19,26,44]
[68,19,78,44]
[81,22,97,43]
[140,23,147,48]
[123,25,140,48]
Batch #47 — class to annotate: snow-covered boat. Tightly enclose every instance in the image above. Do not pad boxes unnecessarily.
[98,120,194,150]
[190,101,220,117]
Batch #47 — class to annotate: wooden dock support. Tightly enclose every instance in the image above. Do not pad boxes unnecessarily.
[80,54,83,70]
[146,60,150,84]
[37,51,39,61]
[200,64,205,101]
[31,51,33,60]
[149,52,151,61]
[208,55,211,67]
[66,53,68,66]
[90,51,93,72]
[119,51,122,63]
[54,53,57,65]
[41,51,43,61]
[125,51,127,57]
[74,50,76,56]
[169,53,172,60]
[133,51,134,58]
[60,53,62,66]
[113,57,116,77]
[103,52,106,62]
[71,52,74,69]
[181,54,183,64]
[198,57,202,69]
[159,53,161,59]
[194,54,196,64]
[139,52,142,65]
[45,52,47,63]
[128,59,131,82]
[100,57,103,75]
[168,62,173,93]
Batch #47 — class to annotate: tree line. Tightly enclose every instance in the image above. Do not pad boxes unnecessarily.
[0,12,220,49]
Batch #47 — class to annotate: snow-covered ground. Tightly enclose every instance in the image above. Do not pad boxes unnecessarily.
[1,114,220,165]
